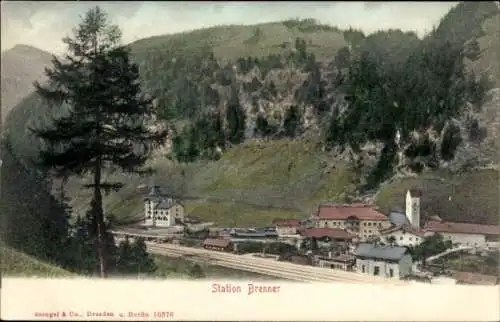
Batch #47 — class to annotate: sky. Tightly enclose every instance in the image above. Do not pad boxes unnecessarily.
[2,1,459,55]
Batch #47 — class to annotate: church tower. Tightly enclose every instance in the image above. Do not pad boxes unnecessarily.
[405,189,422,228]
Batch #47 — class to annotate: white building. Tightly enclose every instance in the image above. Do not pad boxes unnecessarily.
[379,225,426,247]
[405,189,422,228]
[423,220,500,248]
[143,185,184,227]
[273,219,301,237]
[353,243,413,279]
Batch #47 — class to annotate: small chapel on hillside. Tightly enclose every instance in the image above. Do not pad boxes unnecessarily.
[143,185,185,227]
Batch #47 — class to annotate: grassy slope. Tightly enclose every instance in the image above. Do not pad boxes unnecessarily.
[63,138,356,227]
[130,21,346,62]
[0,243,73,277]
[153,255,278,280]
[375,169,499,225]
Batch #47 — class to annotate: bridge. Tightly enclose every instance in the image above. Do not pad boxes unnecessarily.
[425,246,475,263]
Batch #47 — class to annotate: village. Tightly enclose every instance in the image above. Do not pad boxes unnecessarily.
[112,185,500,285]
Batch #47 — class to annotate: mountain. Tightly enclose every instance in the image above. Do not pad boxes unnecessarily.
[1,2,499,241]
[1,45,54,123]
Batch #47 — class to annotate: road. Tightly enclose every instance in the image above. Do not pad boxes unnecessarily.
[144,242,408,285]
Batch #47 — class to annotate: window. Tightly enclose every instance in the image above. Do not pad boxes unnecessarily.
[362,265,365,273]
[368,222,371,226]
[378,223,382,227]
[409,237,412,241]
[389,269,394,278]
[400,236,403,240]
[374,266,380,276]
[363,223,367,226]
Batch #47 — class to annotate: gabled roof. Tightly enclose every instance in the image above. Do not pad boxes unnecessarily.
[424,220,500,236]
[388,211,411,226]
[300,228,354,239]
[379,224,426,238]
[316,204,388,221]
[353,243,409,261]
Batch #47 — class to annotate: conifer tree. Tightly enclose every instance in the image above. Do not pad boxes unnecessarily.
[30,6,167,277]
[225,87,247,144]
[116,237,135,274]
[131,237,157,275]
[283,105,301,138]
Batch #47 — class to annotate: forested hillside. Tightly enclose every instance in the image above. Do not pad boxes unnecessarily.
[1,1,499,271]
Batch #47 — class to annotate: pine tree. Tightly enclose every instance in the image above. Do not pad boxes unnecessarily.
[254,114,270,138]
[225,88,247,144]
[30,6,167,278]
[116,237,135,274]
[69,209,118,275]
[131,237,157,275]
[283,105,301,138]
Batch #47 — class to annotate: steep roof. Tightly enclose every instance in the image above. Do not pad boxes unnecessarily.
[424,220,500,236]
[300,228,354,239]
[144,185,167,200]
[316,204,388,221]
[155,199,175,210]
[379,225,427,238]
[388,211,411,226]
[353,243,409,261]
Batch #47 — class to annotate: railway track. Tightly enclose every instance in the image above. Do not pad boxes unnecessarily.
[148,245,328,282]
[146,243,407,285]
